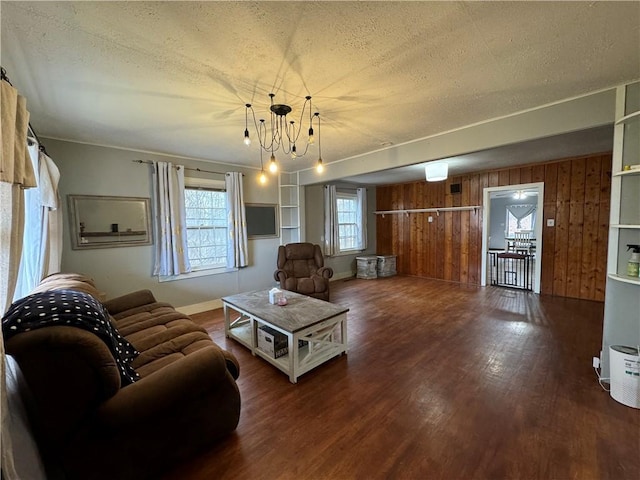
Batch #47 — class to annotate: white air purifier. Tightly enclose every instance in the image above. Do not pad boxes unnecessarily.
[609,345,640,409]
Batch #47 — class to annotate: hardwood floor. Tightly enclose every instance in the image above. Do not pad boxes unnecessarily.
[163,276,639,480]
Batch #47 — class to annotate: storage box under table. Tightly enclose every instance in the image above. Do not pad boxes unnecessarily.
[376,255,397,277]
[257,325,288,358]
[356,255,378,279]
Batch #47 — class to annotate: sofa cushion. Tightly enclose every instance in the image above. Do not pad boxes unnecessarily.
[106,300,219,378]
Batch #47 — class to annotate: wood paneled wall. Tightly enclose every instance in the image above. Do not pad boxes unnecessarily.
[376,153,612,301]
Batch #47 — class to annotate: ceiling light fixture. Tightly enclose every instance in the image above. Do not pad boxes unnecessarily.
[513,190,527,200]
[425,162,448,182]
[243,93,323,176]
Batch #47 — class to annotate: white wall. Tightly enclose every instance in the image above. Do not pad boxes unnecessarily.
[304,183,377,279]
[47,138,280,307]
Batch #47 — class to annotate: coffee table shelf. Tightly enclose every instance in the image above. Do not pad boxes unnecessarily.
[222,290,349,383]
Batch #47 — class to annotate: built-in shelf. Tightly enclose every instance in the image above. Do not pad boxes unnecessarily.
[601,81,640,379]
[613,169,640,177]
[278,172,303,244]
[615,110,640,125]
[608,273,640,286]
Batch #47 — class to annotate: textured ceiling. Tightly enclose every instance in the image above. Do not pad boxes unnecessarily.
[1,1,639,181]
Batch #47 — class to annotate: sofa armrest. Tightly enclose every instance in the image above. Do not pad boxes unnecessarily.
[317,266,334,279]
[5,327,121,449]
[97,346,232,428]
[274,268,289,283]
[103,289,157,315]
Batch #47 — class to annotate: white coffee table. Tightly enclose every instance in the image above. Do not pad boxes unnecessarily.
[222,290,349,383]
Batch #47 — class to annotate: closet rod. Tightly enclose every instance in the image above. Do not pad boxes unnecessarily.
[375,205,482,217]
[132,159,243,176]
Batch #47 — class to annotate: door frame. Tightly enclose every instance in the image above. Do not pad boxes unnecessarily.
[480,182,545,293]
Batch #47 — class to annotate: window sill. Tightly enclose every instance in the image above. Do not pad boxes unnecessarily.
[158,266,237,283]
[331,249,366,257]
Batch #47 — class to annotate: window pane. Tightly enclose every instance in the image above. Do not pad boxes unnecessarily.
[336,193,360,251]
[184,188,228,268]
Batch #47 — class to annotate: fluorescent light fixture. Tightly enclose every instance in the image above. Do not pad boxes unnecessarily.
[425,162,448,182]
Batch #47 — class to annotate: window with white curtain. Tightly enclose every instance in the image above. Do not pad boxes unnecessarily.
[337,192,359,251]
[505,204,536,236]
[184,178,227,270]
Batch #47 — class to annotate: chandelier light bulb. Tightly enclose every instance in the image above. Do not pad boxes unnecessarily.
[308,127,315,145]
[259,170,267,184]
[316,158,324,173]
[269,154,278,173]
[243,129,251,146]
[291,144,297,159]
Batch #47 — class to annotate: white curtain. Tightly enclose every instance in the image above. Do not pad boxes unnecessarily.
[506,204,536,229]
[14,145,62,301]
[324,185,339,256]
[1,77,37,479]
[225,172,248,268]
[356,187,368,250]
[152,162,191,276]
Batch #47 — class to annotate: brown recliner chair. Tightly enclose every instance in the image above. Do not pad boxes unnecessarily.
[274,242,334,301]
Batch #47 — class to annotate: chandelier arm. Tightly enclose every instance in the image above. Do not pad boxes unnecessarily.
[289,96,310,147]
[250,107,273,152]
[317,112,322,159]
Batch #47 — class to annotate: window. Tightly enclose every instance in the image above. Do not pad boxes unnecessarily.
[337,192,359,251]
[505,207,535,236]
[324,186,367,256]
[184,184,227,270]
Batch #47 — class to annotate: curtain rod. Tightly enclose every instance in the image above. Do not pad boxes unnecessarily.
[1,66,48,155]
[132,159,243,176]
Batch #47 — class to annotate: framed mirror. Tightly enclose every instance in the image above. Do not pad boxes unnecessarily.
[68,195,152,249]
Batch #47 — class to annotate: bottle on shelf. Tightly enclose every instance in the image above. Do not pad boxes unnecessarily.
[627,244,640,277]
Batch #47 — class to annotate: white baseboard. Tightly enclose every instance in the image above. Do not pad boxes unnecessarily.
[177,273,355,315]
[176,299,223,315]
[332,271,356,281]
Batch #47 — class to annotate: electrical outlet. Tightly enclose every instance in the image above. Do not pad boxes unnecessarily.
[547,218,555,227]
[593,356,600,369]
[428,216,433,223]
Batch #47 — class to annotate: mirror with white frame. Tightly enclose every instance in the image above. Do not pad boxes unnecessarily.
[68,195,152,249]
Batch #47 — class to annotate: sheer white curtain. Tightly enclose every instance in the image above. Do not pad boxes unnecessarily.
[152,162,191,276]
[225,172,248,268]
[506,204,536,229]
[324,185,339,256]
[1,76,38,479]
[356,187,368,250]
[14,145,62,301]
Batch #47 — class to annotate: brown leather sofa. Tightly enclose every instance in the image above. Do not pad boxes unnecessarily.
[3,275,241,480]
[274,242,333,301]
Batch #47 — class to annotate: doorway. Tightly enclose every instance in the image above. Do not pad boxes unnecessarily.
[480,182,544,293]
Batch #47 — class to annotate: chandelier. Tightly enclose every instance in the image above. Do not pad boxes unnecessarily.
[243,93,324,183]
